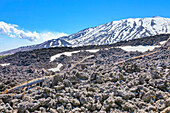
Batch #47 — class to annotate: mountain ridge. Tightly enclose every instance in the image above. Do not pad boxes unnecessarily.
[0,16,170,55]
[61,16,170,46]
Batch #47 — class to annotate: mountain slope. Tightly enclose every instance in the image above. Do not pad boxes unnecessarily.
[61,16,170,46]
[0,34,169,112]
[0,39,71,55]
[0,16,170,55]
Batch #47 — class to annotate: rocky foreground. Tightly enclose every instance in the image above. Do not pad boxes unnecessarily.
[0,35,169,113]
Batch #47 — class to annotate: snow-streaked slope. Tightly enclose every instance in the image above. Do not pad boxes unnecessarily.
[60,16,170,46]
[37,39,72,48]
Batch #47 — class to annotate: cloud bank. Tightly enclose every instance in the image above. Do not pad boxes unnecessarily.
[0,21,68,42]
[40,32,68,41]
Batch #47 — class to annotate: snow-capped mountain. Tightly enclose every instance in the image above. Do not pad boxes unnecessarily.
[60,16,170,46]
[38,39,72,48]
[0,16,170,55]
[0,39,71,55]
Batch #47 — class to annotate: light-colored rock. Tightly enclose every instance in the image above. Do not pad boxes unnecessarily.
[71,99,80,106]
[161,107,170,113]
[57,105,65,113]
[54,85,65,91]
[122,102,135,112]
[76,72,89,80]
[156,99,166,111]
[58,96,69,104]
[50,108,57,113]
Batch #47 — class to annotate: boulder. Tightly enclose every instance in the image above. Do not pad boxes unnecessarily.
[76,72,89,80]
[0,82,5,90]
[103,98,117,111]
[63,79,72,87]
[70,76,80,84]
[114,97,124,106]
[66,103,72,110]
[5,103,13,111]
[0,99,3,104]
[156,100,166,111]
[54,85,65,91]
[165,98,170,107]
[57,105,65,113]
[18,101,41,112]
[70,99,80,106]
[156,91,165,100]
[58,96,69,104]
[39,107,46,112]
[39,97,51,107]
[161,107,170,113]
[44,87,53,93]
[142,90,156,102]
[110,76,118,82]
[146,105,157,112]
[90,73,99,81]
[122,92,135,100]
[155,79,167,91]
[72,107,82,112]
[80,96,87,105]
[122,102,135,112]
[136,101,147,109]
[17,102,29,113]
[96,100,102,110]
[52,75,63,86]
[50,108,57,113]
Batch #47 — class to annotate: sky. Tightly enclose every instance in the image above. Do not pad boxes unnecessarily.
[0,0,170,52]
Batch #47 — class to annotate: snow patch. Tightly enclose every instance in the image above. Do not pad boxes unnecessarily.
[86,49,100,53]
[160,41,167,45]
[50,50,81,62]
[50,49,100,62]
[0,63,10,67]
[48,63,63,72]
[58,40,61,46]
[118,45,161,52]
[49,42,53,47]
[104,48,110,50]
[165,68,169,72]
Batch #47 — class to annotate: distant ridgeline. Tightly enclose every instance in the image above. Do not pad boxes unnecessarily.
[1,16,170,56]
[0,34,169,66]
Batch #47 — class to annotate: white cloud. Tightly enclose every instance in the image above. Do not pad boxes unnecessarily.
[40,32,68,41]
[0,21,68,42]
[0,21,40,41]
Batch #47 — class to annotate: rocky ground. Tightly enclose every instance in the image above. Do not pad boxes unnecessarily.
[0,34,169,113]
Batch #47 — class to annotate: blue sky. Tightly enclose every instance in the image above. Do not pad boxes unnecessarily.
[0,0,170,52]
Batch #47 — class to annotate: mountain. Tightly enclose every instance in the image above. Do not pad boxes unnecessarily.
[61,16,170,46]
[0,16,170,55]
[37,38,72,48]
[0,39,71,55]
